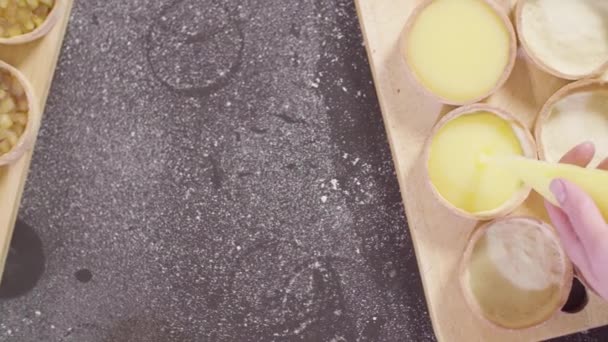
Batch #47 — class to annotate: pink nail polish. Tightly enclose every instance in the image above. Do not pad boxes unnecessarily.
[582,141,594,148]
[550,179,566,204]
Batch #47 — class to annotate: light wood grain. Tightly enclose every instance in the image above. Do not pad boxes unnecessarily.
[0,1,73,279]
[354,0,608,340]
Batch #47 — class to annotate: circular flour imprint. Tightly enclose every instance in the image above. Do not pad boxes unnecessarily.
[146,0,245,97]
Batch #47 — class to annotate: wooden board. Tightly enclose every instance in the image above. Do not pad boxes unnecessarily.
[0,1,73,279]
[354,0,608,341]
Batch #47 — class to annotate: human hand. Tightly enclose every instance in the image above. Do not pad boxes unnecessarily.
[545,142,608,300]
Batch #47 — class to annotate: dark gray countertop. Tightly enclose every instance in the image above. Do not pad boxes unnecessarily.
[0,0,606,341]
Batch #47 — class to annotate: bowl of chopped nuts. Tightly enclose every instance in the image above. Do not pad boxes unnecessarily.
[0,60,38,166]
[0,0,63,45]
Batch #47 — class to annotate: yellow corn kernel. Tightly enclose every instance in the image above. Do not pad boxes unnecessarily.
[7,25,22,37]
[16,0,26,7]
[16,8,30,23]
[0,97,15,112]
[4,128,17,146]
[12,123,24,136]
[23,18,34,31]
[0,114,12,129]
[5,5,17,23]
[10,112,26,125]
[0,139,10,154]
[32,15,43,27]
[0,89,6,99]
[26,0,39,9]
[0,126,17,144]
[39,0,53,6]
[0,0,7,9]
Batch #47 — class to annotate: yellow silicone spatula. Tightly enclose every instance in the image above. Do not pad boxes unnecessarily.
[484,155,608,221]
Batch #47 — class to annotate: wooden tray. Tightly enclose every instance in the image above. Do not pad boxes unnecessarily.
[0,1,73,279]
[355,0,608,340]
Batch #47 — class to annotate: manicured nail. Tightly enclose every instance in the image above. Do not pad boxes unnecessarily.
[581,141,595,150]
[550,179,566,204]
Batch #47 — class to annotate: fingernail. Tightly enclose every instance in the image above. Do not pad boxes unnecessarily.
[550,179,567,204]
[581,141,595,150]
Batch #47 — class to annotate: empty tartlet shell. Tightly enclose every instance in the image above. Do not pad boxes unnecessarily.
[400,0,517,106]
[534,78,608,162]
[0,0,63,45]
[460,216,574,330]
[515,0,608,80]
[0,60,39,166]
[423,104,537,220]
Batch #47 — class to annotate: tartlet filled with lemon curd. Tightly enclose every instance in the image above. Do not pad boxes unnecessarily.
[424,105,536,220]
[402,0,516,105]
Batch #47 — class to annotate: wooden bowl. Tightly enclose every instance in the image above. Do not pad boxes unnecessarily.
[535,79,608,167]
[400,0,517,106]
[460,216,573,330]
[423,104,537,220]
[0,60,38,166]
[0,0,64,45]
[516,0,608,80]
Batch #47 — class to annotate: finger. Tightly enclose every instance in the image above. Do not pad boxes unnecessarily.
[550,179,608,255]
[576,264,605,300]
[545,201,599,295]
[545,201,587,267]
[597,157,608,171]
[559,142,595,166]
